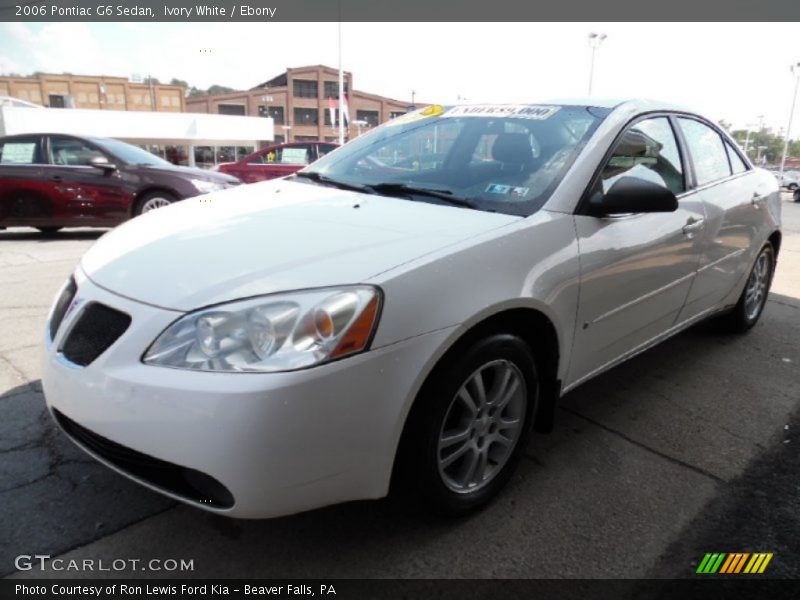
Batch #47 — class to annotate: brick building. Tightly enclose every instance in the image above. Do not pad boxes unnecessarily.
[185,65,412,144]
[0,73,186,112]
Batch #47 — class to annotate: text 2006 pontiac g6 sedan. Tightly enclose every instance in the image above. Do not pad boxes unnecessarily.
[43,100,781,518]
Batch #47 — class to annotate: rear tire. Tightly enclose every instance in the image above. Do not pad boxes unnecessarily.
[401,333,538,516]
[135,191,177,215]
[715,243,775,333]
[794,188,800,203]
[36,227,62,235]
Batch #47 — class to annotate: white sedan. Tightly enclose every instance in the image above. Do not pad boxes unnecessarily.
[43,100,781,518]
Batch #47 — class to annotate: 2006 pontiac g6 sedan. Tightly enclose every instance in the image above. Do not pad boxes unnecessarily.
[43,100,781,518]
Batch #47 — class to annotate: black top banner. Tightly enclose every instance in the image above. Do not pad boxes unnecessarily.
[0,0,799,21]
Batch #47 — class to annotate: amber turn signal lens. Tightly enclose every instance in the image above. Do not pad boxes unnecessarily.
[330,294,380,358]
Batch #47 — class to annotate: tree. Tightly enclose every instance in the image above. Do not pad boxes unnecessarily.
[169,78,189,88]
[142,76,160,85]
[206,84,236,95]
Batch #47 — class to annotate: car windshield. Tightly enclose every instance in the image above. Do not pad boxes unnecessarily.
[93,138,171,167]
[300,104,604,216]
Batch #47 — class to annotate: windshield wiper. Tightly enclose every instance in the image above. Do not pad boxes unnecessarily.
[294,171,371,193]
[368,183,480,210]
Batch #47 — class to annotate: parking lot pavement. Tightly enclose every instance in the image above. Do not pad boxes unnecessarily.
[2,194,799,579]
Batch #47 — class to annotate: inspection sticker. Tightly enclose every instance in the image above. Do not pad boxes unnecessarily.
[486,184,530,196]
[445,105,560,120]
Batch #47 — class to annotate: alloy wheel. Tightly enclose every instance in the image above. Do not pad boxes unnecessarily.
[744,250,772,322]
[436,359,526,494]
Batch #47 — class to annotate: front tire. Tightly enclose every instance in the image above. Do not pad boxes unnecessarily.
[405,333,538,516]
[794,188,800,203]
[135,191,177,215]
[716,243,775,333]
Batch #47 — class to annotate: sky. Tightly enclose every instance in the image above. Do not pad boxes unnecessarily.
[1,21,799,136]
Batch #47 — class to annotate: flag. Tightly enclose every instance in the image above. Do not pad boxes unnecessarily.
[340,94,350,126]
[327,96,336,127]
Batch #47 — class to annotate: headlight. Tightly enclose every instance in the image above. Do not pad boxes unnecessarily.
[191,179,228,194]
[143,286,381,372]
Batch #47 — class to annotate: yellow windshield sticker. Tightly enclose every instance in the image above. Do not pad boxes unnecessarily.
[387,104,446,127]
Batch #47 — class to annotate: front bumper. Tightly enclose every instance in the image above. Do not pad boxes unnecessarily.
[42,270,455,518]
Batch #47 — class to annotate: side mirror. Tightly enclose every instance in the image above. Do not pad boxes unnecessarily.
[89,156,117,172]
[588,176,678,216]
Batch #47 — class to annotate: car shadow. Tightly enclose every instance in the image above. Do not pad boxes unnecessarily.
[0,228,108,242]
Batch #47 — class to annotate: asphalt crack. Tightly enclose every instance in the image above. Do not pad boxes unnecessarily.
[559,406,726,484]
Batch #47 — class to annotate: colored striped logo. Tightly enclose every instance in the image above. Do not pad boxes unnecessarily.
[696,552,773,574]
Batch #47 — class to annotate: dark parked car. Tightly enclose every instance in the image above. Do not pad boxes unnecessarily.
[0,134,239,233]
[215,141,337,183]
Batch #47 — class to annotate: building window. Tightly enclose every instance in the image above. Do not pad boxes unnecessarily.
[49,94,66,108]
[390,111,406,119]
[293,79,318,98]
[218,104,246,116]
[356,110,379,127]
[323,81,349,99]
[294,135,318,142]
[294,108,318,126]
[258,105,284,125]
[273,135,285,144]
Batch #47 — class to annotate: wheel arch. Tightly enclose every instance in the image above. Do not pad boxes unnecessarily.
[390,305,562,488]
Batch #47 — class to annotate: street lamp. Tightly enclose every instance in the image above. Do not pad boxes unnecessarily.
[779,62,800,177]
[587,32,607,96]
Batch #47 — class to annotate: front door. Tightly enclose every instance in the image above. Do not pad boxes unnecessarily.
[43,135,129,225]
[567,115,706,386]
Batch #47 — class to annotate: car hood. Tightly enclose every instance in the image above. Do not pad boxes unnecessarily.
[81,179,520,311]
[139,164,239,184]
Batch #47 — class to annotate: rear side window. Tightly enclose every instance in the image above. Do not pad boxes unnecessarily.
[0,138,41,164]
[725,141,748,175]
[600,117,685,196]
[677,118,732,186]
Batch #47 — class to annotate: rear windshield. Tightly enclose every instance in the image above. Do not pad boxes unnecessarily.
[302,104,603,216]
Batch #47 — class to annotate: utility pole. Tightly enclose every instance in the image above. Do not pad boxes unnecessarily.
[587,32,607,96]
[779,62,800,177]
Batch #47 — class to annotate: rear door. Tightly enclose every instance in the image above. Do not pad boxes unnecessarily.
[43,135,130,225]
[568,115,706,385]
[0,135,50,226]
[674,118,765,320]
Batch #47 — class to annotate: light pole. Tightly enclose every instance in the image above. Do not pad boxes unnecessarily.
[587,32,607,96]
[779,62,800,176]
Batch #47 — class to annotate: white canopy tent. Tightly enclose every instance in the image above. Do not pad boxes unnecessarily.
[0,104,274,166]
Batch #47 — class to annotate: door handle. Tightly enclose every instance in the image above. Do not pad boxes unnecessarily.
[52,176,63,182]
[682,217,705,238]
[751,192,766,207]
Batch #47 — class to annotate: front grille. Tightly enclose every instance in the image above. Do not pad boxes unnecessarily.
[60,303,131,366]
[53,409,235,509]
[49,277,77,340]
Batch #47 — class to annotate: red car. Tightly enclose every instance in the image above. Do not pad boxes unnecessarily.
[0,133,239,233]
[216,141,337,183]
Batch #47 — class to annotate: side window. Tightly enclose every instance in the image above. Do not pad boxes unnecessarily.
[725,141,748,175]
[0,137,41,164]
[677,118,732,186]
[49,137,105,166]
[600,117,685,195]
[251,147,281,165]
[280,145,311,165]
